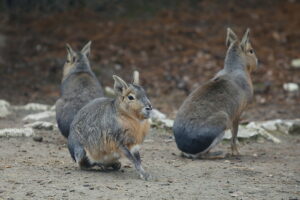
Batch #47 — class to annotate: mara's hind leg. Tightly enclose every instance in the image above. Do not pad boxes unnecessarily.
[73,145,95,169]
[98,161,121,171]
[198,131,225,159]
[110,161,121,170]
[231,118,240,156]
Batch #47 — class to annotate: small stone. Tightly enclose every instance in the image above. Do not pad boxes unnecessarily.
[283,83,299,92]
[289,122,300,135]
[26,192,34,196]
[33,136,43,142]
[291,58,300,68]
[230,191,243,197]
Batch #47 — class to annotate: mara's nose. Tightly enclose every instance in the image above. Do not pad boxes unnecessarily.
[145,105,152,111]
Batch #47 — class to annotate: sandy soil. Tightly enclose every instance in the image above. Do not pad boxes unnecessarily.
[0,1,299,199]
[0,113,299,200]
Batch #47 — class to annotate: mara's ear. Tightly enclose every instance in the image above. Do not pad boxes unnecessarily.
[66,43,75,62]
[113,75,128,96]
[226,28,238,47]
[240,28,250,51]
[81,41,92,57]
[133,70,140,85]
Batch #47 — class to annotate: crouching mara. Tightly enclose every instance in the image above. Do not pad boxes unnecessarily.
[173,28,258,159]
[68,71,153,180]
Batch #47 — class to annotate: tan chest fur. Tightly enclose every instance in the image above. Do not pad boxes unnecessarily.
[118,115,150,149]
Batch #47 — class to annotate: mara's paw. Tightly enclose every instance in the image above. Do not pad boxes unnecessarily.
[181,152,197,159]
[140,172,152,181]
[231,146,240,156]
[111,161,121,171]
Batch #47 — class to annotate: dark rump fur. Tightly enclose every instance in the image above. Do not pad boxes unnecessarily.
[173,122,225,154]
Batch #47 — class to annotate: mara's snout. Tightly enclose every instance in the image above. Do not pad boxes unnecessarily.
[142,104,152,119]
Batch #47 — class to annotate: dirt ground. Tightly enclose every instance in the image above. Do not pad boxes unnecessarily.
[0,1,300,199]
[0,111,299,200]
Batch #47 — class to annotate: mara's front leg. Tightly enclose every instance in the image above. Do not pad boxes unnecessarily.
[120,145,151,181]
[231,118,240,156]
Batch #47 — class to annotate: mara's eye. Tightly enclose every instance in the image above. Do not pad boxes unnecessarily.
[128,95,135,100]
[249,49,254,54]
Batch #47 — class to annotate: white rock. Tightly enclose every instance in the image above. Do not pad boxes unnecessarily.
[0,99,11,118]
[283,83,299,92]
[23,111,55,122]
[25,121,56,130]
[248,122,281,143]
[258,129,281,144]
[291,58,300,68]
[223,122,281,143]
[150,109,174,128]
[13,103,51,111]
[159,118,174,128]
[50,105,56,111]
[151,109,167,120]
[260,119,283,132]
[223,126,258,139]
[0,128,34,137]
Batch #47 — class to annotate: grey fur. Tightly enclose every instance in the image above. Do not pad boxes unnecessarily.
[68,74,152,180]
[173,28,257,157]
[56,41,104,138]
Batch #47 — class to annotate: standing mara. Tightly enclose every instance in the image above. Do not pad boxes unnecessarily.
[173,28,258,158]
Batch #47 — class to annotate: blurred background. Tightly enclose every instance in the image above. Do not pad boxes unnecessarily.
[0,0,299,121]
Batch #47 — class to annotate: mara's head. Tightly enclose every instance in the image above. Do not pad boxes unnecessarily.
[113,71,152,120]
[62,41,92,80]
[225,28,258,73]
